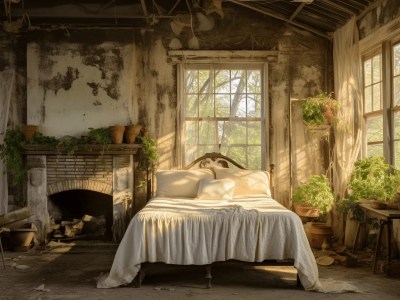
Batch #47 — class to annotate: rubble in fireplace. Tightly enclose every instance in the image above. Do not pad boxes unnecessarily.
[50,214,106,240]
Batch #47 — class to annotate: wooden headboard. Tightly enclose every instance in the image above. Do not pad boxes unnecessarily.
[183,152,275,198]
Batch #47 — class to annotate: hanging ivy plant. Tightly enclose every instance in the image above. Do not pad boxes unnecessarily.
[0,129,27,186]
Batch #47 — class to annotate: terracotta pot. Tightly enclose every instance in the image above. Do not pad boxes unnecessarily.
[109,125,125,144]
[293,203,320,218]
[20,124,38,142]
[125,124,142,144]
[310,222,332,249]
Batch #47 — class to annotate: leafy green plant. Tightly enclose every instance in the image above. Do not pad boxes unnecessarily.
[87,127,112,145]
[31,132,59,146]
[348,156,400,202]
[138,136,158,171]
[0,129,27,186]
[56,136,85,156]
[302,92,339,128]
[292,175,334,214]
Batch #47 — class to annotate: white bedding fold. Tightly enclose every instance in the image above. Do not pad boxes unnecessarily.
[97,196,323,291]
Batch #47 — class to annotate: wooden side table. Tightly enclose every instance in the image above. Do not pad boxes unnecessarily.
[352,203,400,274]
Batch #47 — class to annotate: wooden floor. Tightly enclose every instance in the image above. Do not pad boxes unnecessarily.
[0,241,399,300]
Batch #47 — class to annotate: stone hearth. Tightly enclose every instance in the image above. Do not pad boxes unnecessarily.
[24,144,141,243]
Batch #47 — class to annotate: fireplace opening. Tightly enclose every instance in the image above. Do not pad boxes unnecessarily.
[48,190,113,240]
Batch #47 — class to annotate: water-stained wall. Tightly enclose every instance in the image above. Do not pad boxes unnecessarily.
[1,5,332,209]
[26,29,135,137]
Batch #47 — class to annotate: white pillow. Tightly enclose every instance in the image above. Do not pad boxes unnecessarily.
[156,169,214,198]
[213,167,271,197]
[197,178,235,200]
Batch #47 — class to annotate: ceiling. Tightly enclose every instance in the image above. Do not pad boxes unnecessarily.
[0,0,379,38]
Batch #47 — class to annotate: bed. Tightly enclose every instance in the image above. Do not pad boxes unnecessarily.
[97,153,323,291]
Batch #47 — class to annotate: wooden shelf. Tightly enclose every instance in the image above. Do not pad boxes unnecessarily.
[23,144,142,155]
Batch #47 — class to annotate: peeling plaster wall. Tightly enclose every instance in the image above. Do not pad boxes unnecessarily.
[2,6,332,211]
[133,30,176,171]
[27,29,135,137]
[358,0,400,39]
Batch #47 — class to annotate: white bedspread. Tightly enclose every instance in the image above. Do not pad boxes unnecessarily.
[97,196,323,291]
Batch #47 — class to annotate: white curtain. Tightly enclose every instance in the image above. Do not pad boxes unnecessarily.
[332,17,363,200]
[0,69,15,215]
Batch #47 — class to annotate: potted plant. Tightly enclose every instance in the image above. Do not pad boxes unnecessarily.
[302,92,339,128]
[347,156,400,209]
[292,175,334,219]
[125,124,142,144]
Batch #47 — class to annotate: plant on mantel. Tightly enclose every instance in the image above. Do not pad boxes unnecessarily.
[0,126,129,187]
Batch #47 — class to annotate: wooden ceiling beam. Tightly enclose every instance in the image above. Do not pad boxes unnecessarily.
[228,0,331,40]
[318,0,357,16]
[289,2,306,22]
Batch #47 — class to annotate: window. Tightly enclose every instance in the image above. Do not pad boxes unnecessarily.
[363,52,383,157]
[393,43,400,167]
[180,64,267,169]
[362,40,400,168]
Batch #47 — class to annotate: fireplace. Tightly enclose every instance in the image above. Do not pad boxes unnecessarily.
[49,190,113,240]
[24,144,141,243]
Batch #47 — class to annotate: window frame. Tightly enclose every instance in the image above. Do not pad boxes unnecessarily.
[177,62,269,170]
[361,38,400,167]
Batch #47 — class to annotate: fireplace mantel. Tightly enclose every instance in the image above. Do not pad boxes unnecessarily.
[23,144,142,155]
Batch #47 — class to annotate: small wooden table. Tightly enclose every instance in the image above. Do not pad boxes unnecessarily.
[352,203,400,274]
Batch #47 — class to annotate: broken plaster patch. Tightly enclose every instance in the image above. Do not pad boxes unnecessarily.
[40,67,79,95]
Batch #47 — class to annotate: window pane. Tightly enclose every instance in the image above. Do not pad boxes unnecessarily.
[394,76,400,107]
[186,145,198,164]
[227,121,247,144]
[394,44,400,76]
[364,86,372,113]
[225,146,247,167]
[394,112,400,140]
[367,144,384,158]
[372,54,381,83]
[199,94,214,117]
[215,94,230,117]
[186,94,198,117]
[215,70,230,93]
[185,70,198,93]
[364,59,372,86]
[247,121,261,145]
[231,94,246,117]
[248,94,262,118]
[372,83,381,111]
[231,70,246,93]
[199,70,212,93]
[199,121,215,144]
[247,70,261,93]
[248,146,262,169]
[185,121,197,145]
[395,141,400,169]
[366,115,383,142]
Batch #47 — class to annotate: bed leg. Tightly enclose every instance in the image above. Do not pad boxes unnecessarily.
[296,273,303,289]
[205,265,212,289]
[133,269,145,288]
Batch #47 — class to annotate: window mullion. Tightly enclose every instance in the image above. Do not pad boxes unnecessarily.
[382,41,393,164]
